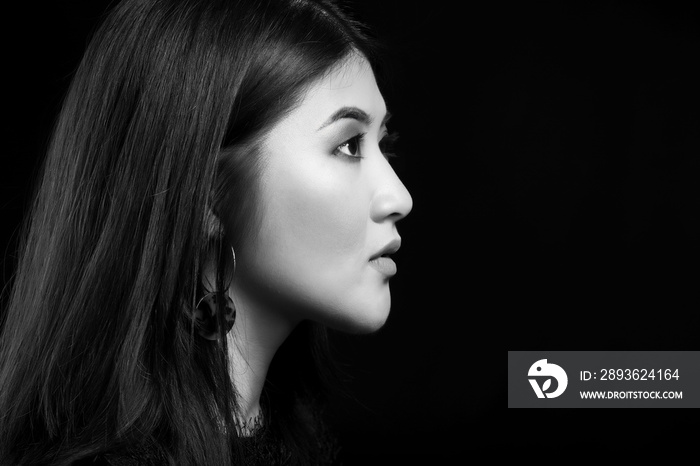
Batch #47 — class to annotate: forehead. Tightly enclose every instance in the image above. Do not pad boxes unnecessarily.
[289,54,387,128]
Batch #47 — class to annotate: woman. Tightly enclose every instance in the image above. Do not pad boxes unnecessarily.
[0,0,412,464]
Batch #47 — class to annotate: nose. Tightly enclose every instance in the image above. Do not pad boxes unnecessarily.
[369,158,413,223]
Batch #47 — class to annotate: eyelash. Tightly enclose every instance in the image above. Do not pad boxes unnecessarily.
[333,132,400,160]
[333,133,367,159]
[379,132,399,159]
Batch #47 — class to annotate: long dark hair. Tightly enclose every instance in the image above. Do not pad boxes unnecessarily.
[0,0,380,464]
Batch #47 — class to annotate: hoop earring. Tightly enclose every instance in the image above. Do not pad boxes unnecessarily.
[193,246,237,341]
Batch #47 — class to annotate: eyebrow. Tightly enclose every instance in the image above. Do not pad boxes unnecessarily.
[317,106,392,131]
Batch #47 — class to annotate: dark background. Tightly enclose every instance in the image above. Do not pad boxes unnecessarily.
[3,0,699,461]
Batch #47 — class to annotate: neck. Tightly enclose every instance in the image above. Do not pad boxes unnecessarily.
[226,284,298,424]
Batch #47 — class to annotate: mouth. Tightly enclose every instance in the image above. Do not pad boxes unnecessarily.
[369,238,401,276]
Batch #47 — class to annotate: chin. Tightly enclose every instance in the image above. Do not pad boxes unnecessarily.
[324,297,392,335]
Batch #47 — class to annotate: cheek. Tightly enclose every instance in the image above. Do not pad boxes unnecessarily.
[260,163,368,276]
[274,172,366,261]
[239,151,372,301]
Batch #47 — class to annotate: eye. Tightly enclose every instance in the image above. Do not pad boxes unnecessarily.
[333,133,365,159]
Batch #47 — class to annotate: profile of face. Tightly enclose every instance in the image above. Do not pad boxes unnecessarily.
[231,53,413,334]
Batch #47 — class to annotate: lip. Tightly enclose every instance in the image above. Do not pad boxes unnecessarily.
[369,256,397,276]
[369,238,401,276]
[369,238,401,261]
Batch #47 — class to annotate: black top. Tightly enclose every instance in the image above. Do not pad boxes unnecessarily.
[73,415,341,466]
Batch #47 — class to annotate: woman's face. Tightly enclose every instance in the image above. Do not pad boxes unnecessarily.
[233,54,412,334]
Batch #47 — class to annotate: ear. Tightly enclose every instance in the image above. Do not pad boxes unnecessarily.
[200,205,235,291]
[203,205,225,242]
[200,206,223,290]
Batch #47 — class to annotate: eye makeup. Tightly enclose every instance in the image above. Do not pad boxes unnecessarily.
[332,130,400,161]
[333,132,366,159]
